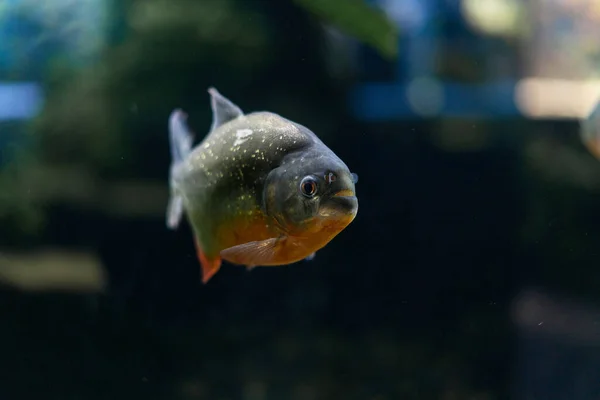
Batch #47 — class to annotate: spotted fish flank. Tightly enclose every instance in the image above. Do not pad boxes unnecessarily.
[167,87,359,283]
[233,129,253,146]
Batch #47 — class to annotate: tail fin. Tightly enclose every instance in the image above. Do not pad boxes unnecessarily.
[166,109,193,230]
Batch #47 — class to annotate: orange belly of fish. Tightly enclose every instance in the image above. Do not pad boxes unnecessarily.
[215,215,274,250]
[218,214,355,267]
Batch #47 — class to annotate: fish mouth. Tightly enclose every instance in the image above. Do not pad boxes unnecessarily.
[319,191,358,219]
[334,189,355,198]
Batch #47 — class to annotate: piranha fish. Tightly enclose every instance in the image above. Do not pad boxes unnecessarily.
[581,98,600,159]
[166,88,359,283]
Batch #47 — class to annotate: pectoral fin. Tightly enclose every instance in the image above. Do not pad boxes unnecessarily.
[220,237,283,267]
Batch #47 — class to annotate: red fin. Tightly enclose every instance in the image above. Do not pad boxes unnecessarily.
[194,239,222,284]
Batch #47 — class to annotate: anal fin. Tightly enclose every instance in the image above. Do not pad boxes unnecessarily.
[194,239,222,284]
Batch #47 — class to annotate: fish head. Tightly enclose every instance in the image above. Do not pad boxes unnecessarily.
[263,145,359,237]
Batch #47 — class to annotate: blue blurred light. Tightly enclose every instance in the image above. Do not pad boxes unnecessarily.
[350,0,527,120]
[350,81,520,120]
[0,82,43,121]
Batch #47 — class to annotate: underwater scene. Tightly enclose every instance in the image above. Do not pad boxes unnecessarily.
[1,0,600,399]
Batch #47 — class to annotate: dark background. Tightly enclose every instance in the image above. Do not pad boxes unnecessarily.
[1,0,600,399]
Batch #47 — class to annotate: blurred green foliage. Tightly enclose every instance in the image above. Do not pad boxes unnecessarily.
[0,147,44,236]
[294,0,398,59]
[31,0,396,173]
[34,0,273,172]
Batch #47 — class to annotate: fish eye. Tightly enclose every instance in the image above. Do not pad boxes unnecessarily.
[300,176,318,198]
[351,172,359,184]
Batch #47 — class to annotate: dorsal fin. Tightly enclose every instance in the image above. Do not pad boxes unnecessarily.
[208,87,243,132]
